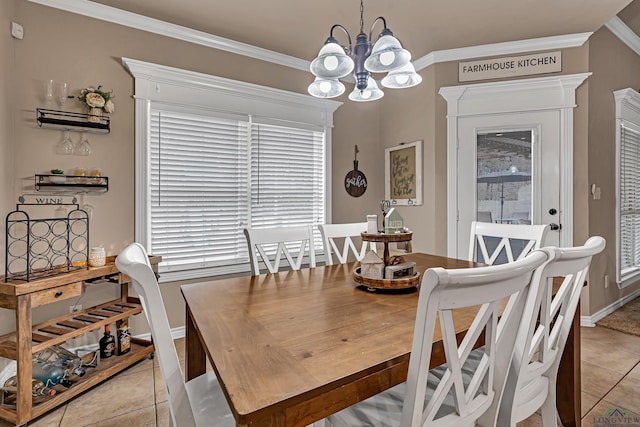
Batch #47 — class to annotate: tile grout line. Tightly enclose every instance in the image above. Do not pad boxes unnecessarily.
[581,359,640,419]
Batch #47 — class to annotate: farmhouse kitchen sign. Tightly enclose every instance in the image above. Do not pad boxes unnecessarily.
[459,51,561,82]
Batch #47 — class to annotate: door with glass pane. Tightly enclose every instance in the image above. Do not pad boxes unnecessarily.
[456,111,561,260]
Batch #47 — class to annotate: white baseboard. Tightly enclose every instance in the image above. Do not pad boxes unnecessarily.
[580,287,640,326]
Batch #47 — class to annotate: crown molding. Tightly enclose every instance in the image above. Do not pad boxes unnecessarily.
[29,0,593,76]
[413,32,592,71]
[605,16,640,57]
[27,0,310,72]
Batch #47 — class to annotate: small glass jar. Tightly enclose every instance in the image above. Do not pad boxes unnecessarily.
[89,247,106,267]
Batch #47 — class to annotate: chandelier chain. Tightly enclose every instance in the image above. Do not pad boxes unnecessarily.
[360,0,365,34]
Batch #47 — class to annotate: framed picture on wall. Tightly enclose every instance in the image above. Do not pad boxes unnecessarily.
[385,140,423,206]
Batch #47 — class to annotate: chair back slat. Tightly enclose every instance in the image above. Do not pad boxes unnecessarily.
[469,221,549,265]
[244,225,315,275]
[318,222,375,265]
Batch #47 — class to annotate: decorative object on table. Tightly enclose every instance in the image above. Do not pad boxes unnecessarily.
[384,262,416,279]
[389,255,406,265]
[48,169,66,184]
[356,231,418,291]
[88,247,106,267]
[307,0,421,102]
[344,145,367,197]
[77,85,114,124]
[385,140,423,206]
[380,199,390,231]
[359,251,384,279]
[366,215,378,234]
[5,198,89,282]
[384,208,404,234]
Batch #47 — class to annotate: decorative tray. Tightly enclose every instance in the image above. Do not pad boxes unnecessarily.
[352,266,420,292]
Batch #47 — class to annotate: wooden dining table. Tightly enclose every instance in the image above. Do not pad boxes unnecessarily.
[181,253,581,427]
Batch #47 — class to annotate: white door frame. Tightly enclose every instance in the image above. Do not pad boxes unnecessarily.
[439,73,591,258]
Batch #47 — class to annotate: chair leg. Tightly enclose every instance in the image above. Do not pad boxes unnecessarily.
[540,393,559,427]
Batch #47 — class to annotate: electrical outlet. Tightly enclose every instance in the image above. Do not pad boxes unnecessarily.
[604,275,609,289]
[69,304,82,313]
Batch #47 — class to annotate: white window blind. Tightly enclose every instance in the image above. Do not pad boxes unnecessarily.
[619,124,640,280]
[150,110,326,276]
[250,123,325,228]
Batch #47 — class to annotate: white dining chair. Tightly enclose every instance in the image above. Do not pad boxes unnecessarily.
[327,248,554,427]
[318,222,377,265]
[115,243,234,427]
[495,236,606,427]
[469,221,550,265]
[243,225,316,275]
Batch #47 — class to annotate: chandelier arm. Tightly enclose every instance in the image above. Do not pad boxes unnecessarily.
[368,16,388,42]
[329,24,353,54]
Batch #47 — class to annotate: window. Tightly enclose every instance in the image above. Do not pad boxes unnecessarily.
[615,88,640,288]
[123,58,340,281]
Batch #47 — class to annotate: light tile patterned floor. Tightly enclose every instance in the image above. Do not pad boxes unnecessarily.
[1,326,639,426]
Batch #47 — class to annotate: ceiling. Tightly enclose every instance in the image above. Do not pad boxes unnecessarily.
[92,0,636,62]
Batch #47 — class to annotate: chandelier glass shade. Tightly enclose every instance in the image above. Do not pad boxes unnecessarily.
[308,0,421,102]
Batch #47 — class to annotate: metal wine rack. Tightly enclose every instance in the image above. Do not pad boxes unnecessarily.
[5,200,89,282]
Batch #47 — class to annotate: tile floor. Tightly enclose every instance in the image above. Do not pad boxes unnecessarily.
[1,326,639,426]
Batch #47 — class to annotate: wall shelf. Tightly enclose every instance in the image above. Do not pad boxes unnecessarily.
[36,109,110,134]
[35,174,109,193]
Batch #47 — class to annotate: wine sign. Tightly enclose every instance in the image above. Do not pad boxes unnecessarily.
[345,145,367,197]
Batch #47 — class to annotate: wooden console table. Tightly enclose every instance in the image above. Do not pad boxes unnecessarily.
[0,255,160,426]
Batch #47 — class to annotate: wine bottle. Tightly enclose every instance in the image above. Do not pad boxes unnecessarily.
[32,362,72,388]
[31,379,57,396]
[2,377,56,397]
[99,325,116,359]
[116,319,131,355]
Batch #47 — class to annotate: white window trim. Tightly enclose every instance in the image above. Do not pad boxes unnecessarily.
[614,88,640,288]
[122,58,341,282]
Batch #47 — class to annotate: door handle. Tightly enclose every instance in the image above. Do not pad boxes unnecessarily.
[550,223,562,231]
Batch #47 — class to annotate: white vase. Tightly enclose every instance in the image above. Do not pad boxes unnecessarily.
[87,107,102,123]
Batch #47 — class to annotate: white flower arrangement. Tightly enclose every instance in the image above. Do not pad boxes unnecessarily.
[78,86,115,114]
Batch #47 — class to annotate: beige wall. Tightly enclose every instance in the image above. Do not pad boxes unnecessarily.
[585,26,640,314]
[0,0,16,334]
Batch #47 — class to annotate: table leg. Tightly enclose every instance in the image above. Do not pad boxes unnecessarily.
[185,305,206,381]
[556,301,581,427]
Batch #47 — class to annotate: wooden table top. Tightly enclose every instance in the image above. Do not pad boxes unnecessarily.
[181,253,478,424]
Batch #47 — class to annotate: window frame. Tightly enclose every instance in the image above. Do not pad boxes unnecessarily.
[615,88,640,288]
[123,58,341,282]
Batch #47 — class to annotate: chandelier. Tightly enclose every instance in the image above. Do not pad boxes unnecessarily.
[308,0,421,102]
